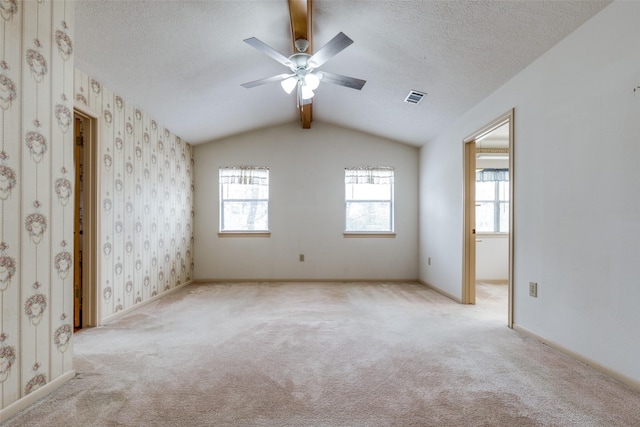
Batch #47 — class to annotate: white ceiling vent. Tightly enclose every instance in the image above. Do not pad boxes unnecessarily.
[404,90,426,105]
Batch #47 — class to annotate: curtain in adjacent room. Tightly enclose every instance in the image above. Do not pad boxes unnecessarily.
[476,168,509,182]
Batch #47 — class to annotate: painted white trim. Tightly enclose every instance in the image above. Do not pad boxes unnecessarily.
[513,325,640,393]
[0,370,75,423]
[193,278,418,284]
[217,232,271,238]
[99,280,193,325]
[343,232,396,238]
[73,100,99,118]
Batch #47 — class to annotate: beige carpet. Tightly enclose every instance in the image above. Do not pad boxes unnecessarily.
[4,281,640,426]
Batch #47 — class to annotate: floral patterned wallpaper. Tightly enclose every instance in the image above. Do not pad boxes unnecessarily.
[0,0,75,411]
[74,68,194,323]
[1,0,193,414]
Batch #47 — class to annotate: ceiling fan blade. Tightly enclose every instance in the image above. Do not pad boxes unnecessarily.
[308,32,354,68]
[241,73,293,89]
[318,71,366,90]
[243,37,292,67]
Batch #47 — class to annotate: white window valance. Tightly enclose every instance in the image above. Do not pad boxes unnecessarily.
[220,166,269,185]
[345,167,394,185]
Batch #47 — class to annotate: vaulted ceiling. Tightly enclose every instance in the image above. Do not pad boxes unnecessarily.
[74,0,610,146]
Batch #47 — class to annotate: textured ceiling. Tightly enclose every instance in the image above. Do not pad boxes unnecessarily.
[73,0,611,146]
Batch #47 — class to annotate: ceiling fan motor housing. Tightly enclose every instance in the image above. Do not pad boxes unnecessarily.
[288,53,313,72]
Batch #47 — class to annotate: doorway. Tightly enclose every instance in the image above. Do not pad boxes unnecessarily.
[73,107,99,328]
[463,110,514,327]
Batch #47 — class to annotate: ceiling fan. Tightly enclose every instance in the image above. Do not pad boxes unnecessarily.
[240,32,366,107]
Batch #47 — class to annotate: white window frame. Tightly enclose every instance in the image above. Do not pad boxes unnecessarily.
[219,166,270,236]
[344,167,395,237]
[476,168,509,233]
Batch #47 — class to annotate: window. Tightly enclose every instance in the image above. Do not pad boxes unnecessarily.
[345,167,394,232]
[219,167,269,232]
[476,168,509,233]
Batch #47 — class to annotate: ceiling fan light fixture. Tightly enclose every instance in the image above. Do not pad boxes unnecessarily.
[304,73,320,90]
[281,76,298,94]
[301,85,315,100]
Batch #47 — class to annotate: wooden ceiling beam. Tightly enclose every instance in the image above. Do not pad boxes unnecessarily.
[288,0,313,129]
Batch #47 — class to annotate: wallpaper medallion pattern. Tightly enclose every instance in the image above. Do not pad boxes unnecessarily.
[1,0,193,413]
[74,68,194,321]
[0,0,75,410]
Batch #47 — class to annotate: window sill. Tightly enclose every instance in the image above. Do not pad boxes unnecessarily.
[343,232,396,238]
[218,232,271,238]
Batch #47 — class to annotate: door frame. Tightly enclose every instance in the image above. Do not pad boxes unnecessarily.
[463,138,477,304]
[462,109,514,328]
[74,103,100,327]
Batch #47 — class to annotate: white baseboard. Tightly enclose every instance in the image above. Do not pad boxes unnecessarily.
[100,280,193,325]
[1,370,75,423]
[193,278,419,284]
[418,280,462,303]
[513,324,640,393]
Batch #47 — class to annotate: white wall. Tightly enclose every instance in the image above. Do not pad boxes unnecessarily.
[420,1,640,384]
[194,122,419,281]
[475,234,508,281]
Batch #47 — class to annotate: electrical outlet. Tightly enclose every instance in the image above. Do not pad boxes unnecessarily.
[529,282,538,297]
[299,254,304,262]
[428,257,431,266]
